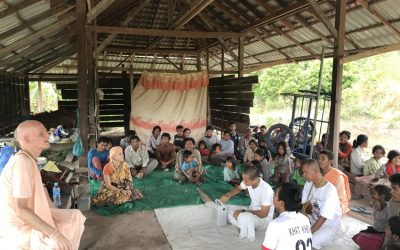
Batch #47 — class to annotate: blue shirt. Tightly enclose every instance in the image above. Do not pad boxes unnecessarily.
[88,149,109,177]
[181,160,197,172]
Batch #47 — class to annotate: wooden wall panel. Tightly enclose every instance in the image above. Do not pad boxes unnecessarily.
[0,73,29,136]
[208,75,258,133]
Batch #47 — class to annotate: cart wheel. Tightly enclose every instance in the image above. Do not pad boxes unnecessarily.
[289,117,314,143]
[265,124,295,156]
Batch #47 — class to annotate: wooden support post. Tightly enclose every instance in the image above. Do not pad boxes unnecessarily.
[197,54,201,71]
[328,0,346,168]
[37,80,43,112]
[206,49,209,72]
[238,37,244,77]
[77,0,88,166]
[87,29,96,148]
[221,43,224,77]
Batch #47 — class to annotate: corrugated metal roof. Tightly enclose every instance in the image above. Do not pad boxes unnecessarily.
[0,0,399,74]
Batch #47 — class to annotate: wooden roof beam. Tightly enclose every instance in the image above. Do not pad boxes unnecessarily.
[270,24,318,58]
[89,26,242,39]
[147,0,215,49]
[0,0,41,19]
[105,48,199,55]
[241,0,310,33]
[87,0,117,23]
[95,0,151,55]
[163,56,181,70]
[294,14,333,45]
[342,43,400,63]
[307,0,338,39]
[357,0,400,37]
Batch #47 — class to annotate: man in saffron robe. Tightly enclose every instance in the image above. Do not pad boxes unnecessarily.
[0,120,85,250]
[319,150,351,214]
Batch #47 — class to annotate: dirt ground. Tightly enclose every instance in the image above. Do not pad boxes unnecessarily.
[79,210,171,250]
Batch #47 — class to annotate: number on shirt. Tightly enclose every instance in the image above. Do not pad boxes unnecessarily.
[295,238,312,250]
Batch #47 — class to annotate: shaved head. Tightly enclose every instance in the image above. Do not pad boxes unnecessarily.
[301,159,322,182]
[16,120,50,151]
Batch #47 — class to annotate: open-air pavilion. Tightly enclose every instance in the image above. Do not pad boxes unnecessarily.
[0,0,399,249]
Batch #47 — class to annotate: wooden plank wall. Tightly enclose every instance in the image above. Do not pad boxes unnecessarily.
[0,73,29,136]
[209,75,258,133]
[54,75,139,129]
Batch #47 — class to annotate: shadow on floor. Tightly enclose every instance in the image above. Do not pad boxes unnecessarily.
[79,210,171,250]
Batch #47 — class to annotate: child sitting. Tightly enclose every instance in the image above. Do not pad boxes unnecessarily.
[243,139,257,165]
[210,143,222,165]
[272,141,293,184]
[198,140,210,163]
[385,216,400,249]
[361,185,391,234]
[181,150,203,184]
[254,148,272,183]
[223,156,240,186]
[291,156,306,186]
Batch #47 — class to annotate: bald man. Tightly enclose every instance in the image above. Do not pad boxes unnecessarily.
[301,159,342,249]
[0,120,85,250]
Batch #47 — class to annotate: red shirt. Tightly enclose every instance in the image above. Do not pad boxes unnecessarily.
[386,162,400,176]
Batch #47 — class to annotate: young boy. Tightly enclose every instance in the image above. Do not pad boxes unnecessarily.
[156,133,176,170]
[174,125,185,151]
[183,128,191,138]
[389,174,400,218]
[255,148,272,183]
[384,216,400,249]
[262,183,312,250]
[301,159,342,249]
[318,150,351,214]
[181,150,203,184]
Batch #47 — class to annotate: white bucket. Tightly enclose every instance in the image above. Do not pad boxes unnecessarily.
[213,199,228,227]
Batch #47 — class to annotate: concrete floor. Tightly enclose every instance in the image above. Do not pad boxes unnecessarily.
[79,210,171,250]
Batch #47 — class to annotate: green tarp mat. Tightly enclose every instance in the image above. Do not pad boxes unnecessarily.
[90,165,251,216]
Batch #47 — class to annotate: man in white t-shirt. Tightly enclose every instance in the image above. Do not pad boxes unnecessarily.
[220,165,274,241]
[262,182,312,250]
[301,159,342,249]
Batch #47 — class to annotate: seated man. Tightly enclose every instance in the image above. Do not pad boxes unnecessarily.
[318,150,351,214]
[125,136,158,178]
[262,183,312,250]
[301,159,342,249]
[174,138,202,182]
[88,136,110,180]
[156,133,176,170]
[0,120,85,249]
[220,165,274,241]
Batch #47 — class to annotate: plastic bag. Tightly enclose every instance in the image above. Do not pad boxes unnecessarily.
[73,137,84,157]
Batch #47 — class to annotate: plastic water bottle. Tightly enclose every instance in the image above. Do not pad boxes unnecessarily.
[53,182,61,208]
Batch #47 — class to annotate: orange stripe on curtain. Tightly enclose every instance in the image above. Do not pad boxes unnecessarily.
[131,117,207,132]
[139,70,209,90]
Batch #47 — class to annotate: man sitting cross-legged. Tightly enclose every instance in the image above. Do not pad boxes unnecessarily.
[156,133,176,171]
[262,183,312,250]
[301,159,342,249]
[220,164,274,241]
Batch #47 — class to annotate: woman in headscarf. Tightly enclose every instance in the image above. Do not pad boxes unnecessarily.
[92,146,143,206]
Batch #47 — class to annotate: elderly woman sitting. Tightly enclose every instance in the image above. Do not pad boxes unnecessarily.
[92,146,143,206]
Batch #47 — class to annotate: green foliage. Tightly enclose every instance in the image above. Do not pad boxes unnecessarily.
[252,51,400,121]
[29,81,59,114]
